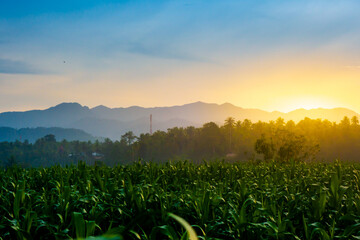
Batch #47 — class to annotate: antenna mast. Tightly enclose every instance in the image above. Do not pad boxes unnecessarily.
[150,114,152,134]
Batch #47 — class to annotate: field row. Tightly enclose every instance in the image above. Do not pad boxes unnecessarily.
[1,160,360,239]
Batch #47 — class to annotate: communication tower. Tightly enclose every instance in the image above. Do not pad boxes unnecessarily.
[150,114,153,134]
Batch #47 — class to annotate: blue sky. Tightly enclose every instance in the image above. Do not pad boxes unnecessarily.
[1,0,360,112]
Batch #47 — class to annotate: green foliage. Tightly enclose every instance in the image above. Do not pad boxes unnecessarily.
[254,130,319,162]
[168,213,198,240]
[2,116,360,166]
[255,134,275,161]
[0,161,360,239]
[5,155,18,168]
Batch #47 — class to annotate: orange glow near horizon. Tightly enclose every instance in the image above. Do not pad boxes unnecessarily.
[1,53,359,114]
[272,96,341,113]
[224,54,360,113]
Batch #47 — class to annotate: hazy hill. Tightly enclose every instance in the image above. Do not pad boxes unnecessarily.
[0,127,97,143]
[0,102,359,140]
[0,103,92,128]
[283,108,359,122]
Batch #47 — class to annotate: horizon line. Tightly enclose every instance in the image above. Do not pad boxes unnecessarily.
[0,101,357,115]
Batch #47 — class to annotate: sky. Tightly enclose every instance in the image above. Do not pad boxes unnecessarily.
[1,0,360,113]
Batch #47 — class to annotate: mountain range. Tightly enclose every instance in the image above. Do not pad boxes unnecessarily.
[0,102,359,140]
[0,127,97,143]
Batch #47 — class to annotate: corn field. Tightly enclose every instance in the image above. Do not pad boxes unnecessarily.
[1,160,360,239]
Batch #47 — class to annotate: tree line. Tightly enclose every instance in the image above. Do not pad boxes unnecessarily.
[1,116,360,167]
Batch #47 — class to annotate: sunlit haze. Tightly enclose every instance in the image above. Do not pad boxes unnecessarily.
[1,0,360,113]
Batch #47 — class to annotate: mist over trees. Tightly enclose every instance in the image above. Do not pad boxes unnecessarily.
[1,116,360,167]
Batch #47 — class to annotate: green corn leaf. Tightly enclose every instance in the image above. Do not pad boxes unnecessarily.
[169,213,198,240]
[73,212,86,239]
[86,220,96,237]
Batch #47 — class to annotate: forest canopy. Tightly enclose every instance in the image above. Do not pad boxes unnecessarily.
[1,116,360,167]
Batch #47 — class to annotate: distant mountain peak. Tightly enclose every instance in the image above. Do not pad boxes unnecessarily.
[49,102,89,111]
[127,105,144,109]
[185,101,217,107]
[221,102,233,106]
[92,105,110,110]
[55,102,82,107]
[220,102,238,108]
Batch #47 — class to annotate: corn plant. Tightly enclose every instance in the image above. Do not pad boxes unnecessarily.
[1,161,360,239]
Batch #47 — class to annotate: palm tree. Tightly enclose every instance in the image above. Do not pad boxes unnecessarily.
[224,117,235,152]
[121,131,137,146]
